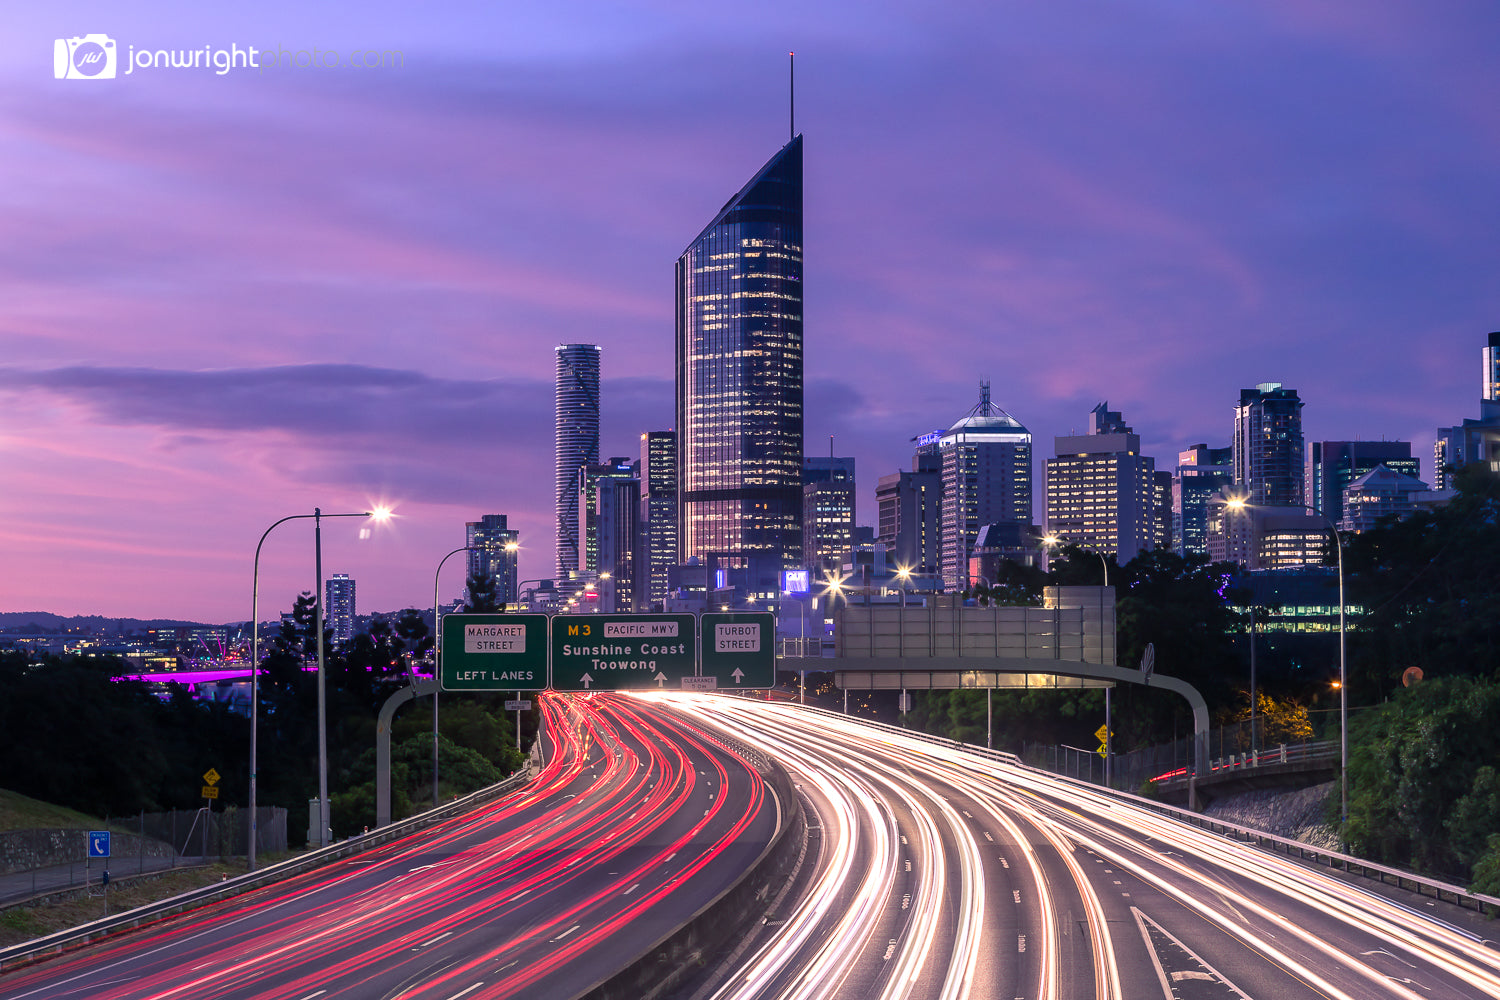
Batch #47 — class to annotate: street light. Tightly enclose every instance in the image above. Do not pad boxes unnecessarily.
[249,506,387,867]
[1226,496,1347,841]
[432,546,473,809]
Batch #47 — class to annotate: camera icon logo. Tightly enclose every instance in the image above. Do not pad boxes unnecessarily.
[53,34,118,80]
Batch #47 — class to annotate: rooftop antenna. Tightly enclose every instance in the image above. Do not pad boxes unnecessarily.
[789,51,795,140]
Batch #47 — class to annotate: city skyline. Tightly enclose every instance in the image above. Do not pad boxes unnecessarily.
[1,3,1497,621]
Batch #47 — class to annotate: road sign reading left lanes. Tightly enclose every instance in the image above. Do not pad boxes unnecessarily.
[442,614,548,691]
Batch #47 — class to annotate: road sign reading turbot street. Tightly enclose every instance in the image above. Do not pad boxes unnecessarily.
[551,613,697,691]
[701,611,776,689]
[441,614,548,691]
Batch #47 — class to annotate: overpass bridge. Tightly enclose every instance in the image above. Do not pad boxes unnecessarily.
[778,586,1215,803]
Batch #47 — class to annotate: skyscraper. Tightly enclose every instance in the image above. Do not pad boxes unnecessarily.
[639,430,677,610]
[1233,383,1304,506]
[1045,403,1163,564]
[325,574,355,645]
[466,514,519,607]
[555,344,600,580]
[577,458,638,575]
[938,382,1032,592]
[676,135,804,598]
[1486,331,1500,402]
[802,456,855,576]
[876,445,942,578]
[1174,444,1232,557]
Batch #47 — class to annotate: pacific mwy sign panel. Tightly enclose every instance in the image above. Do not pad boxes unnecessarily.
[550,614,697,691]
[441,613,548,691]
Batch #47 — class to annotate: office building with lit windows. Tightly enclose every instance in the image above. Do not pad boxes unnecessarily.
[802,456,855,576]
[1434,332,1500,489]
[1173,444,1233,557]
[938,382,1032,592]
[1234,383,1304,506]
[325,574,355,645]
[466,514,519,607]
[1306,441,1419,526]
[639,431,677,610]
[675,134,803,598]
[555,344,600,580]
[1045,403,1164,564]
[876,444,942,579]
[577,458,639,576]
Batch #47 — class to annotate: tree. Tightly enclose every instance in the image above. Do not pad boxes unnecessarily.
[464,573,499,613]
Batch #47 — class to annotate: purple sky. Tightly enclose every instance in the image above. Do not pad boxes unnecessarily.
[3,2,1498,623]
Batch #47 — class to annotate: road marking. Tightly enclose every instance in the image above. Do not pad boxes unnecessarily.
[495,961,518,973]
[623,883,640,895]
[416,931,453,949]
[1018,934,1027,953]
[983,831,994,842]
[1012,890,1021,904]
[554,924,581,941]
[505,889,532,903]
[296,992,327,1000]
[442,985,484,1000]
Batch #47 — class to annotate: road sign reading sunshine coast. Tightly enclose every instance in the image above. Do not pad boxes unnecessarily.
[551,613,697,691]
[441,613,548,691]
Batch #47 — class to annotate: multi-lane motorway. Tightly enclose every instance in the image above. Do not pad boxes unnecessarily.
[0,693,779,1000]
[671,694,1500,1000]
[5,692,1500,1000]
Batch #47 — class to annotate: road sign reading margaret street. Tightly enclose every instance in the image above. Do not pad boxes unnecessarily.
[441,614,548,691]
[701,612,776,689]
[551,614,697,691]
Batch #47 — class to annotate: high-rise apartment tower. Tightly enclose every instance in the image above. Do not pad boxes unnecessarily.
[555,344,600,580]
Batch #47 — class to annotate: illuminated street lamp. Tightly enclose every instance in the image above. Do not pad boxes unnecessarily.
[250,506,389,866]
[1226,496,1348,841]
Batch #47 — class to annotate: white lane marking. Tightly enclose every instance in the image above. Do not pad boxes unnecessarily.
[296,992,327,1000]
[983,831,994,842]
[553,924,581,941]
[442,985,484,1000]
[622,883,640,895]
[416,931,453,949]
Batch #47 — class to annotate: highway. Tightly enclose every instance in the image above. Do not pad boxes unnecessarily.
[666,694,1500,1000]
[0,693,780,1000]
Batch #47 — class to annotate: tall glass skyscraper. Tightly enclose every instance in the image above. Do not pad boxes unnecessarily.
[675,135,804,597]
[555,344,600,580]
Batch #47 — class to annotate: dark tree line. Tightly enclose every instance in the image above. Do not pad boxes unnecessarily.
[0,595,527,847]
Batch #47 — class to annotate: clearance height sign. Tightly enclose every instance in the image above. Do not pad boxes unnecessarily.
[551,614,697,691]
[441,614,548,691]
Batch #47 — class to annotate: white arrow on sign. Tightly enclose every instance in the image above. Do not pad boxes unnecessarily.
[654,672,668,687]
[731,668,745,684]
[579,672,593,689]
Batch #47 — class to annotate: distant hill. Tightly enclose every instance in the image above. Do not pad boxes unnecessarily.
[0,612,227,632]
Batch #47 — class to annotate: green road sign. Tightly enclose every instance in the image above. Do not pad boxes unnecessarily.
[551,613,697,691]
[700,611,776,689]
[441,614,548,691]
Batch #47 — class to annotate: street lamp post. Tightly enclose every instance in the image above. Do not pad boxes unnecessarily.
[250,507,380,867]
[432,546,474,809]
[1227,497,1347,841]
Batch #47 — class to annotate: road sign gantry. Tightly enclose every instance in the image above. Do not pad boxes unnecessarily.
[699,611,776,690]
